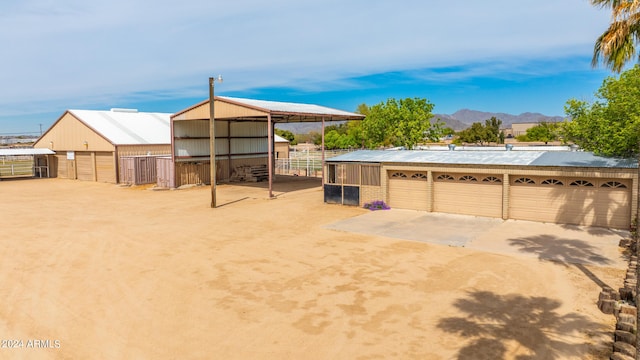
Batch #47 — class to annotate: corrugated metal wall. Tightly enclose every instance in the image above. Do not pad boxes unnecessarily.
[172,118,273,187]
[175,162,210,187]
[116,145,171,157]
[119,155,164,185]
[156,157,175,188]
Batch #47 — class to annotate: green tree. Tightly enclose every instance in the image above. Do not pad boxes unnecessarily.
[362,98,441,149]
[275,128,297,145]
[323,130,342,150]
[321,121,364,150]
[591,0,640,72]
[457,117,503,145]
[517,122,560,144]
[442,127,456,137]
[356,103,371,116]
[563,65,640,157]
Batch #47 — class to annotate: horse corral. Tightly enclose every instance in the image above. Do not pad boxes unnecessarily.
[0,177,626,359]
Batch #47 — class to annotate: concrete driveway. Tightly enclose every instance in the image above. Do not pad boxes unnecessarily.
[324,209,630,269]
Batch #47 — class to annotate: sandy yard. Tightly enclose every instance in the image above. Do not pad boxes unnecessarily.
[0,176,628,359]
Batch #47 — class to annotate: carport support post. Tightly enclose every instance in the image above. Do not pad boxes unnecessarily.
[208,75,223,206]
[321,117,325,184]
[268,113,273,198]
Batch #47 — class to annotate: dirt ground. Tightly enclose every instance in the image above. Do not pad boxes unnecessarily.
[0,177,627,359]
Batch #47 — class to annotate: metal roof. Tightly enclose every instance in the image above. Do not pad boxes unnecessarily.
[219,96,364,119]
[69,109,171,145]
[274,134,289,143]
[327,150,638,168]
[0,148,55,156]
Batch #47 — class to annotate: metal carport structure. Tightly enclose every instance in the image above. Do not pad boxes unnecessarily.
[170,96,365,205]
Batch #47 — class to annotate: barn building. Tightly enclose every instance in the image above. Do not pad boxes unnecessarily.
[34,108,172,183]
[324,148,637,229]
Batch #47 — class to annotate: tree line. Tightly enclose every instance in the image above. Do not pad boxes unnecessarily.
[275,98,583,150]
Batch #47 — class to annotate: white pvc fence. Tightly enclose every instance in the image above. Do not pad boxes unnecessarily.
[275,149,356,177]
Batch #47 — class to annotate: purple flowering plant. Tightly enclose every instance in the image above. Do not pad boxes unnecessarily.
[363,200,390,211]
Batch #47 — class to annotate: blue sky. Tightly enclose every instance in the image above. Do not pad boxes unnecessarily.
[0,0,618,134]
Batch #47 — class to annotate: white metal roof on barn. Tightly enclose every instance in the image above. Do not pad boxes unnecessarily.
[69,109,171,145]
[220,96,363,118]
[327,149,637,168]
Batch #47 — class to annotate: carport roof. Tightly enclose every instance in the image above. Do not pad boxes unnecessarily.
[0,148,55,156]
[172,96,365,122]
[327,150,638,168]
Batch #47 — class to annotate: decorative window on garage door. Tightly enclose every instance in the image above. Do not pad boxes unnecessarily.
[601,181,627,189]
[569,180,594,187]
[411,173,427,180]
[436,174,455,181]
[514,177,536,185]
[391,172,407,178]
[482,176,502,183]
[541,179,563,186]
[459,175,478,182]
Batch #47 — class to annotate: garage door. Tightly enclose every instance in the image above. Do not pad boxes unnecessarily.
[95,152,115,183]
[76,152,94,181]
[54,152,78,179]
[433,173,503,218]
[387,171,428,211]
[54,153,68,179]
[509,176,631,229]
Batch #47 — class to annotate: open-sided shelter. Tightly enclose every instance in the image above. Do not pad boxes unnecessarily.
[170,96,364,194]
[0,148,55,179]
[325,148,637,229]
[34,108,171,183]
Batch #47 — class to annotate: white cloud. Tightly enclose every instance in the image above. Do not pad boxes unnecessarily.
[0,0,611,121]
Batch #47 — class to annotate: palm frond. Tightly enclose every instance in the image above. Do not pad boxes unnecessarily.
[592,1,640,72]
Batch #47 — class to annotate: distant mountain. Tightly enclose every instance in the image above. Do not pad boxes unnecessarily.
[276,109,565,134]
[449,109,564,128]
[431,114,468,131]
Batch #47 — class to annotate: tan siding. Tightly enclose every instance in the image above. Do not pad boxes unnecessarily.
[34,112,114,152]
[172,101,267,121]
[275,142,289,159]
[216,101,267,119]
[96,152,116,183]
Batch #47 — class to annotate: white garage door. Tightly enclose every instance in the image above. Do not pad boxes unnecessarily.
[509,176,630,229]
[387,171,428,211]
[433,173,503,218]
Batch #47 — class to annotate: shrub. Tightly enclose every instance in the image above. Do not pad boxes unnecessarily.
[363,200,390,211]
